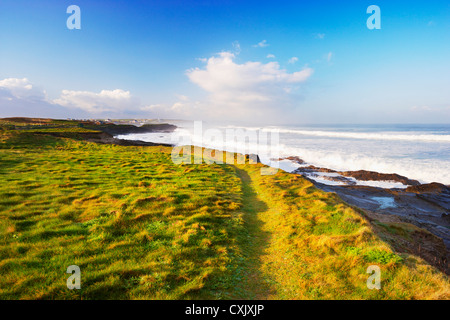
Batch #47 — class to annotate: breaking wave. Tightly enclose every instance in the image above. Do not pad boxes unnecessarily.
[117,123,450,185]
[262,128,450,142]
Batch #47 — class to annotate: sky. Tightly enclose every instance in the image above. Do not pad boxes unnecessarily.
[0,0,449,124]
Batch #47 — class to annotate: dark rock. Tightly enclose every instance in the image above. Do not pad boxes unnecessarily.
[405,183,450,211]
[406,182,450,194]
[277,156,305,164]
[339,170,420,186]
[35,131,174,147]
[90,123,177,136]
[321,175,357,185]
[293,165,337,173]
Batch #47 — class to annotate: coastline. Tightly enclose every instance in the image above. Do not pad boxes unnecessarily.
[278,156,450,253]
[81,121,177,147]
[1,117,448,299]
[114,128,449,273]
[5,118,447,273]
[308,179,449,272]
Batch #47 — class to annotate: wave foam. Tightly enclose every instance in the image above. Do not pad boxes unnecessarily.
[263,128,450,142]
[116,126,450,185]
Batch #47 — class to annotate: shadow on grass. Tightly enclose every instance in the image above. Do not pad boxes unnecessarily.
[2,132,63,149]
[232,167,276,299]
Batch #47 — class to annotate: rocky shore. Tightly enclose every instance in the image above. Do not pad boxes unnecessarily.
[39,122,176,147]
[76,131,175,147]
[86,123,177,136]
[278,156,450,273]
[81,122,177,146]
[283,155,421,187]
[318,181,449,273]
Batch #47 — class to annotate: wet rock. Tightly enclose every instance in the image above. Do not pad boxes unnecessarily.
[277,156,305,164]
[339,170,420,186]
[292,165,337,174]
[308,179,450,253]
[406,183,450,211]
[406,182,450,194]
[320,174,357,185]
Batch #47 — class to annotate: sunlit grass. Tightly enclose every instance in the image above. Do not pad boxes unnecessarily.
[0,120,448,299]
[236,166,449,299]
[0,128,244,299]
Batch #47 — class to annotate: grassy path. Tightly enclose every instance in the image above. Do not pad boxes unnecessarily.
[231,165,450,299]
[230,168,276,299]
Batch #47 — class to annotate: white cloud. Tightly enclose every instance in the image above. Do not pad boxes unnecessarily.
[315,33,325,39]
[53,89,137,113]
[152,51,313,122]
[0,78,32,92]
[187,52,311,92]
[0,77,46,100]
[175,94,189,101]
[141,104,162,112]
[0,77,146,118]
[253,40,269,48]
[0,58,314,122]
[288,57,298,64]
[0,78,73,118]
[327,52,333,62]
[266,54,276,59]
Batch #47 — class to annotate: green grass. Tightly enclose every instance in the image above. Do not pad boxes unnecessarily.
[0,120,449,299]
[0,129,244,299]
[226,165,449,299]
[19,128,100,134]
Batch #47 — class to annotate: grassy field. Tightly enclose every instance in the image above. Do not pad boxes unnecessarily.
[0,119,449,299]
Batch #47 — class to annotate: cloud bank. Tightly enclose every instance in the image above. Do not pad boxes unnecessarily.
[0,78,46,100]
[288,57,299,64]
[53,89,137,114]
[1,51,313,123]
[150,51,313,123]
[253,40,269,48]
[0,78,140,118]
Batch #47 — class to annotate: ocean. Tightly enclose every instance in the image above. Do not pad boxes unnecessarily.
[117,122,450,187]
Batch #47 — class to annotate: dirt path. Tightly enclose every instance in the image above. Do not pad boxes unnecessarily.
[230,167,276,299]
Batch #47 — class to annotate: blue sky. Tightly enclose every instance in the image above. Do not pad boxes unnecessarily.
[0,0,449,123]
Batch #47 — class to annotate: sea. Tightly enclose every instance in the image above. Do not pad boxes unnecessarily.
[117,122,450,188]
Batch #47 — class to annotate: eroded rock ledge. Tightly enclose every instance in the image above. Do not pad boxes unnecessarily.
[278,156,450,273]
